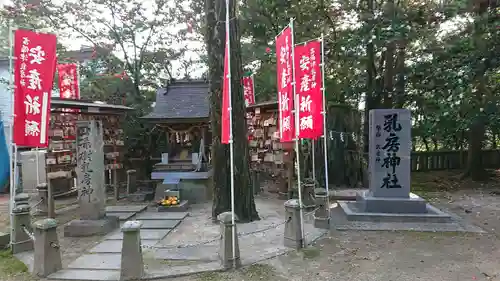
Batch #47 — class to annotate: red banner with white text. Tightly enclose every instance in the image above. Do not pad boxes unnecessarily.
[221,33,230,144]
[57,63,80,100]
[294,40,323,139]
[242,76,255,107]
[13,29,57,148]
[276,27,294,142]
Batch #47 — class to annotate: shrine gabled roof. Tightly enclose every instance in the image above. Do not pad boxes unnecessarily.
[141,79,210,122]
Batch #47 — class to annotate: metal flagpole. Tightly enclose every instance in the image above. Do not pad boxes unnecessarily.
[225,0,237,268]
[312,140,316,183]
[290,18,305,247]
[8,19,16,246]
[320,33,331,211]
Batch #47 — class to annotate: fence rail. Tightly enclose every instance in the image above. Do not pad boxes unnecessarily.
[125,150,500,176]
[410,149,500,171]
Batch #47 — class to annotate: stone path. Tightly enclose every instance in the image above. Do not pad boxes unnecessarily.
[47,207,188,280]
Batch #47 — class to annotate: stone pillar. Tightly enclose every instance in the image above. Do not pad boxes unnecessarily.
[120,221,144,281]
[36,183,48,216]
[218,212,241,269]
[76,120,106,220]
[314,188,330,229]
[126,170,137,195]
[11,205,34,254]
[284,199,303,250]
[14,193,30,208]
[32,218,62,277]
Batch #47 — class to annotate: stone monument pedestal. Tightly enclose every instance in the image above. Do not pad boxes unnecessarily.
[338,191,452,223]
[337,109,452,224]
[64,216,119,237]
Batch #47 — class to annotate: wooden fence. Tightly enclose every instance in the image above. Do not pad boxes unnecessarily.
[125,150,500,178]
[410,149,500,171]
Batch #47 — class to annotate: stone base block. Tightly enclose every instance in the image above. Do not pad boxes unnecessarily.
[313,217,330,229]
[12,240,33,254]
[284,237,303,250]
[338,200,453,223]
[64,217,119,237]
[157,200,189,212]
[0,231,10,249]
[357,191,427,213]
[128,191,154,202]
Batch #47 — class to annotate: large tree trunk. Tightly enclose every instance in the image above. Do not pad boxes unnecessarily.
[204,0,259,222]
[463,1,491,181]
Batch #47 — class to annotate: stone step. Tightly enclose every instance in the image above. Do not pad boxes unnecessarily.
[105,229,172,240]
[105,212,135,221]
[89,239,158,253]
[105,205,148,213]
[48,269,120,280]
[139,219,181,229]
[68,253,121,270]
[135,212,188,220]
[154,245,219,261]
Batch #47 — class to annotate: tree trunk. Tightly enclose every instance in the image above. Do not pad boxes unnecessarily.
[362,0,376,159]
[325,104,365,188]
[463,1,490,181]
[465,119,487,180]
[204,0,259,222]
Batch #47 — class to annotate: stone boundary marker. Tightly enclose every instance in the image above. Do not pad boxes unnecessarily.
[120,221,144,281]
[33,218,62,277]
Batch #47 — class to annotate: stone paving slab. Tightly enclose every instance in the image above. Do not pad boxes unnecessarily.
[89,239,158,253]
[145,261,223,279]
[154,245,219,261]
[139,219,181,229]
[68,253,121,270]
[48,269,120,280]
[105,229,172,240]
[105,205,148,213]
[105,212,135,221]
[135,212,188,220]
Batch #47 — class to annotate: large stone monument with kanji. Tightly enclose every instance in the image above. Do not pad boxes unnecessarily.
[337,109,452,222]
[64,120,118,236]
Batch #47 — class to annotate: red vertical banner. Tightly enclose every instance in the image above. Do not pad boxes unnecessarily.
[57,63,80,100]
[294,40,323,139]
[242,76,255,107]
[13,29,57,148]
[276,27,294,142]
[221,34,230,144]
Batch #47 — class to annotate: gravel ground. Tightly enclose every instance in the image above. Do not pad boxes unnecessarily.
[3,171,500,281]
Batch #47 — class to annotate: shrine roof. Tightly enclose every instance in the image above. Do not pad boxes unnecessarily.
[51,98,133,113]
[246,100,278,111]
[142,79,210,122]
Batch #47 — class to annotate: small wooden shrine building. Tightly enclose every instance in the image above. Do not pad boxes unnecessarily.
[141,79,212,204]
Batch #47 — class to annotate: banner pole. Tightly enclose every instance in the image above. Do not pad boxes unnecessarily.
[290,18,305,247]
[225,0,237,268]
[251,73,255,105]
[35,148,40,185]
[8,19,15,247]
[320,33,331,211]
[312,140,316,183]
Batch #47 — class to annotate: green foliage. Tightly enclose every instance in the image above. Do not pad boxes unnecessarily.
[239,0,500,153]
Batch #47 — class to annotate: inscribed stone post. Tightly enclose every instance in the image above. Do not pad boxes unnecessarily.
[368,109,411,198]
[76,120,106,220]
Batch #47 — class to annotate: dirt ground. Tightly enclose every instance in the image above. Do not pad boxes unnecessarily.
[3,170,500,281]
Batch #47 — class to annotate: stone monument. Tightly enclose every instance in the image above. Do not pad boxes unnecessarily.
[64,120,118,237]
[337,109,452,222]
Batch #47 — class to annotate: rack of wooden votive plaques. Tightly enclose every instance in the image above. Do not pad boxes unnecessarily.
[246,107,292,195]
